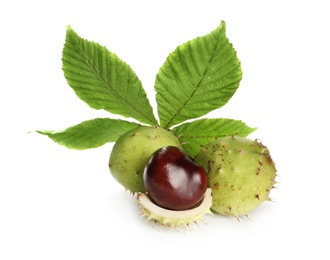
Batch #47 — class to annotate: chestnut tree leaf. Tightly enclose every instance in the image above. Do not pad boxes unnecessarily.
[155,21,242,129]
[173,118,256,157]
[62,26,158,125]
[37,118,139,150]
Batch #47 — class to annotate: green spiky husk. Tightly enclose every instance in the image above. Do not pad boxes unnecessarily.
[195,136,277,216]
[109,126,182,193]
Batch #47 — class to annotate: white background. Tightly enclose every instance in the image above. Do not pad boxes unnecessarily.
[1,0,329,259]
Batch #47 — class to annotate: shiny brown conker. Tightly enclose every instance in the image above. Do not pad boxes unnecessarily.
[143,146,208,211]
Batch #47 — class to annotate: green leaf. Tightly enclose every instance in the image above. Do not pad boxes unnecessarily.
[173,118,256,157]
[62,26,158,126]
[155,21,242,129]
[37,118,139,150]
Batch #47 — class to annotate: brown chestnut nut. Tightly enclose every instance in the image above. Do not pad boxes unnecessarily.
[143,146,208,211]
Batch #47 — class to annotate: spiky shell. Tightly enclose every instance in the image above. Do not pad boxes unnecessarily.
[109,126,181,193]
[137,188,213,228]
[195,136,277,216]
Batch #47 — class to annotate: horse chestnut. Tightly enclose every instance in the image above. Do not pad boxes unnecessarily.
[143,146,208,211]
[109,126,181,193]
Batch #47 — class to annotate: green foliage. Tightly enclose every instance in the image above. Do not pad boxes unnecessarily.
[62,26,157,125]
[173,118,256,157]
[37,118,139,149]
[38,21,255,152]
[155,21,242,129]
